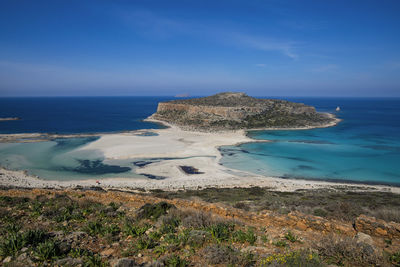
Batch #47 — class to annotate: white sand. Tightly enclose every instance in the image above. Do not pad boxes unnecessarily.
[0,119,399,194]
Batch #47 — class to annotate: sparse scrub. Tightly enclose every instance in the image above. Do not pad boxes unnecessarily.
[123,221,150,237]
[315,235,385,266]
[34,240,62,262]
[259,250,323,266]
[136,202,175,221]
[273,240,288,248]
[284,230,299,243]
[232,227,257,245]
[208,222,235,243]
[84,220,105,236]
[164,254,189,267]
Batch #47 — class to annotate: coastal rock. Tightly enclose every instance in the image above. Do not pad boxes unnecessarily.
[354,232,374,247]
[112,258,139,267]
[354,214,400,239]
[149,92,337,131]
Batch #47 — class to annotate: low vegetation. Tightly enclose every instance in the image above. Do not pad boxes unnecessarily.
[149,186,400,223]
[0,189,399,266]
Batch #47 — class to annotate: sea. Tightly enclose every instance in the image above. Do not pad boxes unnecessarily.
[0,96,399,185]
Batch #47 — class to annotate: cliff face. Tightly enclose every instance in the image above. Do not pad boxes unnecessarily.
[149,92,336,131]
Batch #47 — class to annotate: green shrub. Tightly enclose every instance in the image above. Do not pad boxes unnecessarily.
[208,223,235,243]
[34,240,62,262]
[164,254,189,267]
[104,224,120,236]
[84,254,108,267]
[389,251,400,266]
[136,202,175,220]
[123,223,150,237]
[69,247,93,258]
[260,250,323,266]
[84,221,105,236]
[313,208,328,217]
[232,227,256,245]
[273,240,288,248]
[284,231,299,243]
[135,236,158,250]
[0,233,25,257]
[0,229,49,257]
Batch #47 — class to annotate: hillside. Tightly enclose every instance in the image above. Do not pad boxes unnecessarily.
[0,187,399,266]
[149,92,337,131]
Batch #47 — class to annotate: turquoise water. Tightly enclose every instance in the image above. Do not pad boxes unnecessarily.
[1,97,400,184]
[220,98,400,185]
[0,137,143,180]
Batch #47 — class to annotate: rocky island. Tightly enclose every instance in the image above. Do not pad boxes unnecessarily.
[149,92,337,131]
[0,117,20,121]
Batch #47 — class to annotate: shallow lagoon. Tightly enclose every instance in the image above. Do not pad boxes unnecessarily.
[0,137,144,180]
[220,98,400,185]
[1,97,400,184]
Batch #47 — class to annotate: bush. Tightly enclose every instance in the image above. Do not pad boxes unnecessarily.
[202,244,239,265]
[0,233,25,257]
[164,254,189,267]
[136,202,175,221]
[284,231,299,243]
[0,229,49,257]
[315,235,385,266]
[84,254,108,267]
[259,250,323,267]
[313,208,328,217]
[135,236,158,250]
[84,220,105,236]
[181,209,215,229]
[232,227,257,245]
[34,240,62,262]
[389,251,400,266]
[123,222,150,237]
[273,240,287,248]
[208,223,235,243]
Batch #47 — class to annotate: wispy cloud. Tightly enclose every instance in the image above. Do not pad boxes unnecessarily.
[115,9,300,59]
[256,63,266,67]
[231,33,298,59]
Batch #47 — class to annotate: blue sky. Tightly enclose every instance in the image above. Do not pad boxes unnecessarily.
[0,0,399,97]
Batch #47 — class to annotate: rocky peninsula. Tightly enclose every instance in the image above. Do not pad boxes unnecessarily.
[149,92,338,131]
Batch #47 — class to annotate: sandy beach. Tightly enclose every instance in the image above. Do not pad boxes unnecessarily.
[0,118,399,194]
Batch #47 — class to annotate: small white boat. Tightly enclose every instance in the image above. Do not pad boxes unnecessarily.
[336,106,341,111]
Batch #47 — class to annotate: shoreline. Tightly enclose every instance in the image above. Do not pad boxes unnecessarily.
[1,115,399,193]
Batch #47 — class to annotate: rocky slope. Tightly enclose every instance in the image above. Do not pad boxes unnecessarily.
[149,92,337,131]
[0,188,399,266]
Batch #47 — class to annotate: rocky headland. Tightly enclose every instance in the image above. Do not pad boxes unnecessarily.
[149,92,338,131]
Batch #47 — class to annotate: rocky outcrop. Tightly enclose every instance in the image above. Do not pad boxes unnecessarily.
[149,92,337,131]
[354,214,400,239]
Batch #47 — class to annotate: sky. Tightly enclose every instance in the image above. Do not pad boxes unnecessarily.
[0,0,400,97]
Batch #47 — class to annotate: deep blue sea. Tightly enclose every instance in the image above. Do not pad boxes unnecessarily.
[0,97,175,134]
[0,97,399,184]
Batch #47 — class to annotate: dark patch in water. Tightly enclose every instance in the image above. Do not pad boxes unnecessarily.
[362,145,400,152]
[69,159,131,175]
[135,131,158,136]
[295,165,316,170]
[179,166,204,174]
[142,173,165,180]
[133,160,153,168]
[288,140,335,145]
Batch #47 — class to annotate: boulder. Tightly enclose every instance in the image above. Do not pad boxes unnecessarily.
[112,258,139,267]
